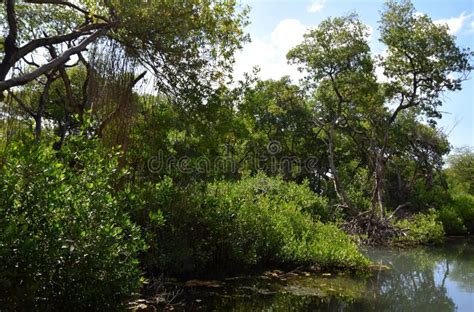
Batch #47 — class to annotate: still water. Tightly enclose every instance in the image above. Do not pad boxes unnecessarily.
[181,238,474,311]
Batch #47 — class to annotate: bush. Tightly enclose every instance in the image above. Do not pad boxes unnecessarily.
[439,193,474,235]
[439,206,467,235]
[142,173,368,275]
[0,135,145,310]
[445,147,474,196]
[395,209,445,245]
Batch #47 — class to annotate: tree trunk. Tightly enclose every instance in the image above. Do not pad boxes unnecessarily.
[371,126,391,218]
[327,124,353,211]
[34,115,42,141]
[0,0,18,84]
[373,154,385,218]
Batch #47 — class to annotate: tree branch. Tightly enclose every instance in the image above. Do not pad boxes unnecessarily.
[0,28,106,92]
[18,22,109,61]
[25,0,110,22]
[48,45,81,119]
[387,202,411,220]
[7,90,35,118]
[77,52,92,111]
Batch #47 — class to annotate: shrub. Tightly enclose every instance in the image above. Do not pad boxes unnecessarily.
[439,193,474,235]
[143,173,368,275]
[445,147,474,196]
[0,135,145,310]
[438,206,467,235]
[395,209,445,245]
[132,177,211,274]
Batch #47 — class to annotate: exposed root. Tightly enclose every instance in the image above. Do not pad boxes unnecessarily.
[342,211,406,246]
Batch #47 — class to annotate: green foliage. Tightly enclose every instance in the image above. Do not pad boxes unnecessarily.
[238,77,320,181]
[439,193,474,235]
[0,135,145,310]
[141,173,368,275]
[385,113,451,209]
[436,149,474,236]
[111,0,249,99]
[127,92,244,185]
[446,147,474,195]
[439,206,467,235]
[344,166,372,212]
[380,0,472,121]
[395,209,445,245]
[288,13,373,82]
[1,2,83,44]
[285,0,471,217]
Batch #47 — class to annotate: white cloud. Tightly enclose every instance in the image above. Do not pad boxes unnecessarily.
[233,19,377,83]
[414,12,426,18]
[374,66,388,83]
[307,0,326,13]
[233,19,310,82]
[374,49,390,83]
[270,19,307,53]
[434,12,473,35]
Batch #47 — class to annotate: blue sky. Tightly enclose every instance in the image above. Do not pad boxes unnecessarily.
[234,0,474,149]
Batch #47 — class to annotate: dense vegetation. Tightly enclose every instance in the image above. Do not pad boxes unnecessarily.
[439,148,474,235]
[0,0,472,309]
[0,134,145,309]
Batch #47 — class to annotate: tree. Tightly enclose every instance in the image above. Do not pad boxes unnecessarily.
[1,0,249,141]
[288,14,379,213]
[288,1,472,219]
[373,0,472,216]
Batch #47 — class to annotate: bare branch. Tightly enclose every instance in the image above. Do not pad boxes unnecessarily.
[18,22,109,60]
[0,28,107,92]
[21,56,41,68]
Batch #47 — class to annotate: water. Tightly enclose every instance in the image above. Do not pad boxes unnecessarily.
[178,238,474,311]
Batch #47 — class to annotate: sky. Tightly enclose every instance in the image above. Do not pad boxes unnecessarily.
[233,0,474,149]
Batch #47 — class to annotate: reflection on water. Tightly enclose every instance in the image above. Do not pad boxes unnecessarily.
[181,238,474,311]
